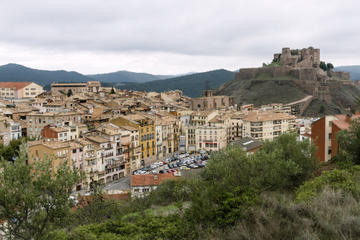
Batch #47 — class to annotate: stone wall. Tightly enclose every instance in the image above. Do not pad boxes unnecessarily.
[332,71,351,80]
[191,96,234,110]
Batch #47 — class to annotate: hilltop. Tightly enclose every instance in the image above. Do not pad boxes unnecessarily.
[0,63,92,86]
[216,47,360,116]
[113,69,235,98]
[87,70,175,83]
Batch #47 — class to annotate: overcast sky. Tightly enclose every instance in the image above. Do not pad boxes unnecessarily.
[0,0,359,75]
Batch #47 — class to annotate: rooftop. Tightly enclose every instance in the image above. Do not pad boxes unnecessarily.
[131,173,179,187]
[0,82,33,90]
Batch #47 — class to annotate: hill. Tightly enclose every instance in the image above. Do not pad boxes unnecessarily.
[0,63,92,86]
[112,69,235,98]
[88,70,175,83]
[335,65,360,80]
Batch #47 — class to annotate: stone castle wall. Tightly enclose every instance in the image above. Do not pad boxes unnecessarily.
[332,71,351,80]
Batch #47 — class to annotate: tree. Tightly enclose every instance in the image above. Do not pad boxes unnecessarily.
[67,89,73,97]
[110,87,115,94]
[336,119,360,165]
[319,105,325,114]
[327,63,334,70]
[319,61,327,71]
[0,142,82,240]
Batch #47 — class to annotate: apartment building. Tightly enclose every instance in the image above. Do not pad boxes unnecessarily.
[85,133,126,184]
[226,113,244,142]
[181,111,219,152]
[28,140,72,170]
[27,111,84,138]
[154,116,180,158]
[0,82,43,99]
[111,114,156,166]
[242,111,296,141]
[40,124,87,141]
[0,116,22,145]
[196,116,227,151]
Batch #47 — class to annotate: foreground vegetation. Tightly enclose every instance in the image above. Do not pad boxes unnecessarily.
[2,121,360,239]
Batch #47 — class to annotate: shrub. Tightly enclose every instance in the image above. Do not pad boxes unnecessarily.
[296,169,360,202]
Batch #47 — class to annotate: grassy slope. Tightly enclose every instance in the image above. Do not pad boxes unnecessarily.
[216,79,307,106]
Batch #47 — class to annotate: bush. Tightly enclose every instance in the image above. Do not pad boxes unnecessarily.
[296,169,360,202]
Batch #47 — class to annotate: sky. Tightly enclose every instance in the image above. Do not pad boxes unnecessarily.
[0,0,359,75]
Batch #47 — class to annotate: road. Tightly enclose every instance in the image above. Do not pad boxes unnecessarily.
[286,95,313,106]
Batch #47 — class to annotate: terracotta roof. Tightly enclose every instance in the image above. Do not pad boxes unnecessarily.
[131,173,178,187]
[332,114,360,130]
[0,82,33,90]
[243,111,295,122]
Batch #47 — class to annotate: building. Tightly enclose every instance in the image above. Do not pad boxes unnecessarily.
[27,111,84,138]
[51,81,101,94]
[27,140,72,171]
[191,90,234,110]
[0,82,43,99]
[311,114,359,162]
[41,124,87,141]
[0,116,22,145]
[196,116,227,151]
[231,137,263,155]
[242,111,296,141]
[111,114,156,166]
[131,173,180,198]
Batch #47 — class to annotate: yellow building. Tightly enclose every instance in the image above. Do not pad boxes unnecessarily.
[27,140,72,171]
[111,114,156,166]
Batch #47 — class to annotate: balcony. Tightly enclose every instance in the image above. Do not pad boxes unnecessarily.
[273,120,282,125]
[273,131,281,136]
[250,127,263,132]
[251,122,263,127]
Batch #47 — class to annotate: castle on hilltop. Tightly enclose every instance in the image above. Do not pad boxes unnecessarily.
[235,47,352,101]
[274,47,320,68]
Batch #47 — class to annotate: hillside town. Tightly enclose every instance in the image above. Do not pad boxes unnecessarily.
[0,79,352,198]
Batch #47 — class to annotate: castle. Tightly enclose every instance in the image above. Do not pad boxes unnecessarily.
[235,47,352,101]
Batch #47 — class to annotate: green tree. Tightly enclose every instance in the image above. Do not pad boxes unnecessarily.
[69,186,126,227]
[327,62,334,70]
[296,169,359,202]
[110,87,115,94]
[319,61,327,71]
[67,89,73,97]
[319,105,325,114]
[336,119,360,165]
[0,143,82,240]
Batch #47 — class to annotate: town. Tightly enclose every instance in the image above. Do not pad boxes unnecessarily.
[0,67,352,198]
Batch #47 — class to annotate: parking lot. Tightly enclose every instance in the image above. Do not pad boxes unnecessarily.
[132,150,210,176]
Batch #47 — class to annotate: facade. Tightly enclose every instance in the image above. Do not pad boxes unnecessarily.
[242,111,296,141]
[0,117,22,146]
[0,82,43,99]
[51,81,101,94]
[27,111,84,138]
[311,114,358,162]
[191,90,234,111]
[111,114,156,166]
[28,140,72,171]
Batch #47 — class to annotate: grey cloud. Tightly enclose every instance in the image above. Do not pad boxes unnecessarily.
[0,0,359,72]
